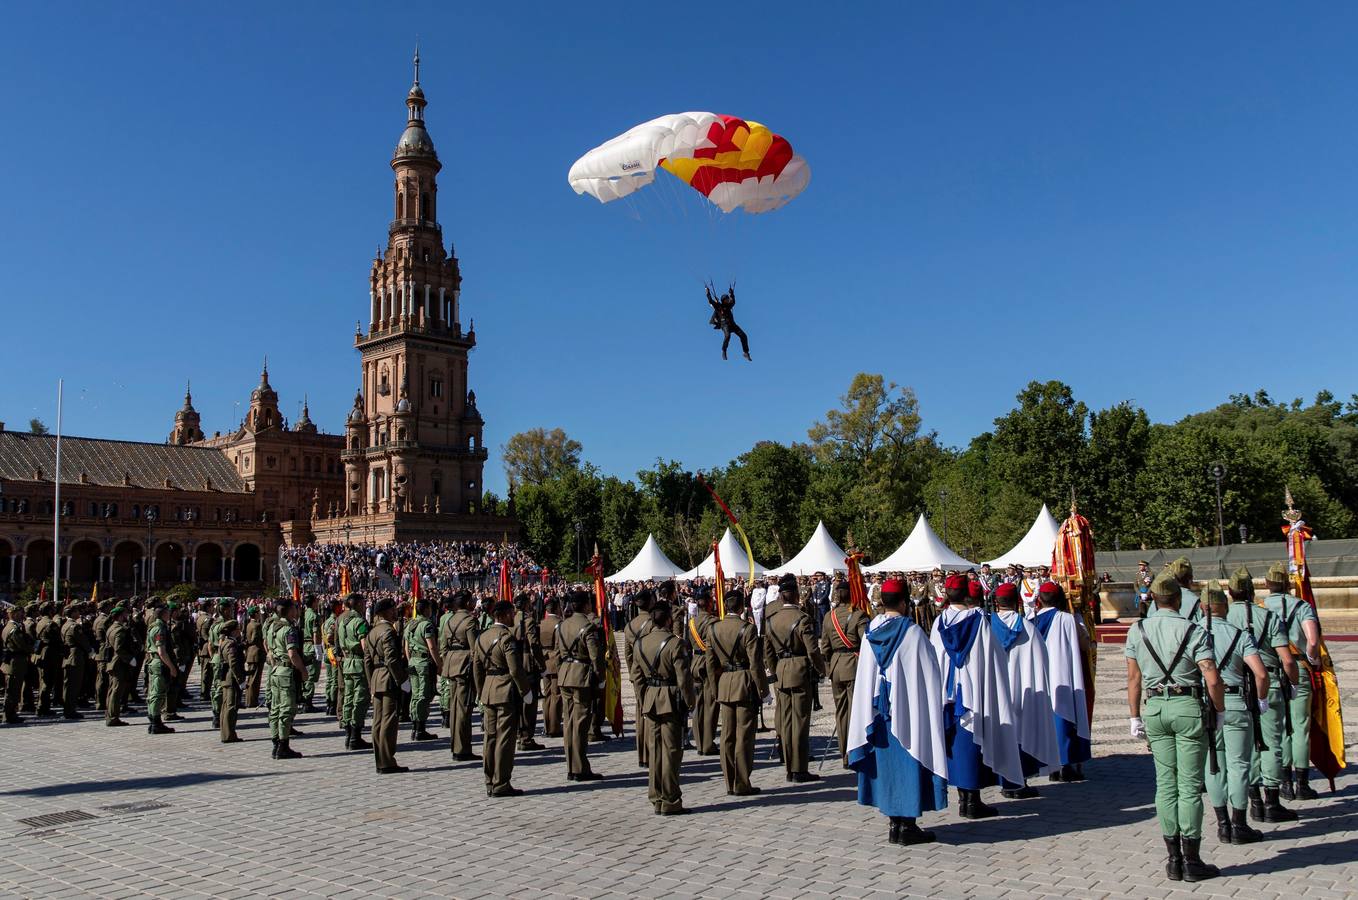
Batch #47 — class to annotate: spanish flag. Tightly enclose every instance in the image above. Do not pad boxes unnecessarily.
[410,566,422,618]
[291,575,301,605]
[588,548,624,736]
[846,551,872,615]
[497,559,512,603]
[340,565,352,596]
[712,540,726,620]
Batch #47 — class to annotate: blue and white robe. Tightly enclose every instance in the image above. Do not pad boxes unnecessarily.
[992,610,1061,783]
[1033,607,1091,766]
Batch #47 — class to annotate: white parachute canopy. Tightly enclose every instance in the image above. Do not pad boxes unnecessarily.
[567,112,810,214]
[767,521,850,576]
[982,504,1061,569]
[863,514,977,573]
[679,527,771,581]
[605,534,687,583]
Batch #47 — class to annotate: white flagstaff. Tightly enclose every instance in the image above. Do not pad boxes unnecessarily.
[53,378,63,607]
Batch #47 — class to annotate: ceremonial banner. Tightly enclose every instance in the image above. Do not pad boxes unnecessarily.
[712,541,726,620]
[291,574,301,605]
[697,475,756,590]
[409,566,422,618]
[498,559,512,603]
[1052,499,1097,719]
[588,550,624,736]
[845,551,872,615]
[340,565,352,596]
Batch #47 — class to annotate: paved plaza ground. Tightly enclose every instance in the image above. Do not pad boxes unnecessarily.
[2,640,1355,899]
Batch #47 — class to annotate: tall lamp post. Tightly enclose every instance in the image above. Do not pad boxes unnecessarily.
[144,508,157,597]
[1209,463,1226,548]
[939,489,950,546]
[574,520,582,577]
[1238,523,1248,544]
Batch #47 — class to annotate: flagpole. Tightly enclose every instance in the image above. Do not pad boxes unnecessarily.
[53,378,63,608]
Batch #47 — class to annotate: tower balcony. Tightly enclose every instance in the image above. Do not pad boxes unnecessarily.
[389,218,441,234]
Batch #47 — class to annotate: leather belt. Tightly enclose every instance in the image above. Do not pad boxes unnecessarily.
[1145,684,1202,698]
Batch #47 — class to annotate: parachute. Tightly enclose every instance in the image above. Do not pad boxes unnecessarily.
[568,112,809,214]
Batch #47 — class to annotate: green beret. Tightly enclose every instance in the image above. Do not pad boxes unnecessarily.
[166,601,178,611]
[1228,567,1253,594]
[219,598,236,608]
[1168,557,1193,581]
[1201,582,1227,606]
[110,605,125,615]
[1151,572,1181,599]
[1266,562,1289,583]
[247,605,259,615]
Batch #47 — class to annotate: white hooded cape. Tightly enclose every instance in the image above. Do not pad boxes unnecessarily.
[847,614,949,781]
[994,610,1061,773]
[929,607,1025,786]
[1036,608,1091,740]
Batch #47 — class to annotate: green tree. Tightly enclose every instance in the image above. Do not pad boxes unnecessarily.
[1083,401,1152,549]
[29,417,49,435]
[717,441,812,562]
[501,427,582,488]
[989,380,1089,512]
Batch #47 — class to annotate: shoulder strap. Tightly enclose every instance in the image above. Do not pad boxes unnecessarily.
[687,616,708,652]
[829,607,855,653]
[711,622,744,669]
[642,635,672,681]
[1138,621,1196,683]
[1218,629,1243,669]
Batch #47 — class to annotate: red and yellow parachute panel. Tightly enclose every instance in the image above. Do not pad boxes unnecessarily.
[568,112,809,214]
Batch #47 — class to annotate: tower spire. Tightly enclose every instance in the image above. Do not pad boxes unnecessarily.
[413,42,421,86]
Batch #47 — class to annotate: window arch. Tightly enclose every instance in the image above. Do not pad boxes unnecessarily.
[397,191,405,219]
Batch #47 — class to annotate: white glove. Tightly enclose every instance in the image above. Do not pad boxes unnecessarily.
[315,647,323,663]
[1129,716,1146,739]
[1257,698,1269,715]
[525,690,535,704]
[1307,655,1321,669]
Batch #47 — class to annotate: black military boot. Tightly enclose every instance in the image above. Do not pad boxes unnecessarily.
[1230,808,1263,844]
[1180,837,1220,882]
[1279,765,1295,800]
[1262,788,1298,822]
[1295,768,1319,800]
[324,700,336,717]
[271,738,280,759]
[1212,806,1231,842]
[956,789,970,818]
[277,740,303,759]
[343,725,354,750]
[149,716,175,734]
[1248,785,1265,821]
[413,721,437,741]
[350,725,372,750]
[441,710,451,728]
[894,817,936,845]
[959,789,998,819]
[1164,835,1184,882]
[212,713,220,730]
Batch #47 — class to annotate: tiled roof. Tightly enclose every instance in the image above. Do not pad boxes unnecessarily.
[0,430,247,493]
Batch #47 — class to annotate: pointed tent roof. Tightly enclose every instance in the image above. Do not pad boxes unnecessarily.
[679,528,771,581]
[863,514,976,573]
[605,534,687,583]
[767,521,850,576]
[982,503,1061,569]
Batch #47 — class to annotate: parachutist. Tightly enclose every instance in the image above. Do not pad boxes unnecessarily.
[707,282,751,361]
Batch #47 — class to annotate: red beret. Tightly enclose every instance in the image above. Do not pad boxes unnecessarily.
[881,578,906,596]
[968,581,984,599]
[1039,581,1061,595]
[995,582,1018,601]
[944,574,967,591]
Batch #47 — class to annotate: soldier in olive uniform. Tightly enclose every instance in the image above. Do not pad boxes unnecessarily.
[709,588,767,795]
[338,594,373,750]
[820,581,869,767]
[196,600,215,703]
[636,602,697,814]
[1167,557,1203,621]
[35,603,63,716]
[435,594,458,727]
[103,605,134,726]
[92,600,113,711]
[218,620,246,743]
[685,588,719,756]
[367,597,409,774]
[145,602,179,734]
[3,605,34,724]
[405,598,440,741]
[540,596,564,739]
[1225,568,1298,822]
[1199,582,1266,844]
[168,603,195,720]
[555,590,606,781]
[244,605,267,709]
[763,573,827,782]
[1125,573,1225,882]
[60,602,92,719]
[440,592,480,760]
[622,588,656,767]
[474,599,534,796]
[1260,562,1322,802]
[266,598,306,759]
[294,594,319,713]
[514,593,546,751]
[209,599,236,728]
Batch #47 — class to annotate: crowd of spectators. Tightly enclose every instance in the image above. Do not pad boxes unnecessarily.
[282,540,546,594]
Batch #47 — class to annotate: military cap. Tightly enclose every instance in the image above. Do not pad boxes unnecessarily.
[165,601,178,611]
[994,582,1019,601]
[967,581,985,600]
[110,605,125,615]
[1266,562,1289,583]
[1151,572,1180,599]
[1168,556,1193,581]
[372,597,396,614]
[220,619,240,633]
[246,605,259,615]
[777,573,799,593]
[219,598,236,608]
[944,573,967,591]
[881,577,906,596]
[1228,568,1253,594]
[1201,581,1227,606]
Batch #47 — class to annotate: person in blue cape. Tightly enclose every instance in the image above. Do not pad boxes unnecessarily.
[1032,582,1092,782]
[848,578,948,846]
[929,574,1024,819]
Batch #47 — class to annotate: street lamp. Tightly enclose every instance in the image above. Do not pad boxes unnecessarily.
[938,489,949,546]
[1238,523,1248,544]
[144,508,157,596]
[1209,463,1226,547]
[574,520,582,576]
[344,521,352,546]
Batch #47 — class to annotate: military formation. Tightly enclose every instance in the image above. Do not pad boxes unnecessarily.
[0,553,1338,861]
[1125,558,1325,882]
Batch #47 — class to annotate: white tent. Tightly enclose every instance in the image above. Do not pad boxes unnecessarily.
[679,527,771,581]
[605,533,687,583]
[863,514,976,573]
[767,521,850,576]
[982,504,1060,569]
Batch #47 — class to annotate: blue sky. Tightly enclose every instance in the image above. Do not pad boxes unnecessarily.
[3,4,1356,495]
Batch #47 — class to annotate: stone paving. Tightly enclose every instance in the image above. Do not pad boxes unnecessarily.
[1,640,1355,899]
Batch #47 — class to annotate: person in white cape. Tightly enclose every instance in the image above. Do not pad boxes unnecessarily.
[1032,582,1092,782]
[990,582,1061,798]
[929,575,1025,819]
[847,578,948,846]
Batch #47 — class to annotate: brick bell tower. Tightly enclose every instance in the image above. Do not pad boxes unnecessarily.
[344,50,488,520]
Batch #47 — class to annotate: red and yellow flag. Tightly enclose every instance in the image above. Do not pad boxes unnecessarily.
[498,558,512,603]
[291,575,301,605]
[588,549,624,736]
[340,565,352,596]
[712,540,726,620]
[409,565,422,618]
[846,551,872,615]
